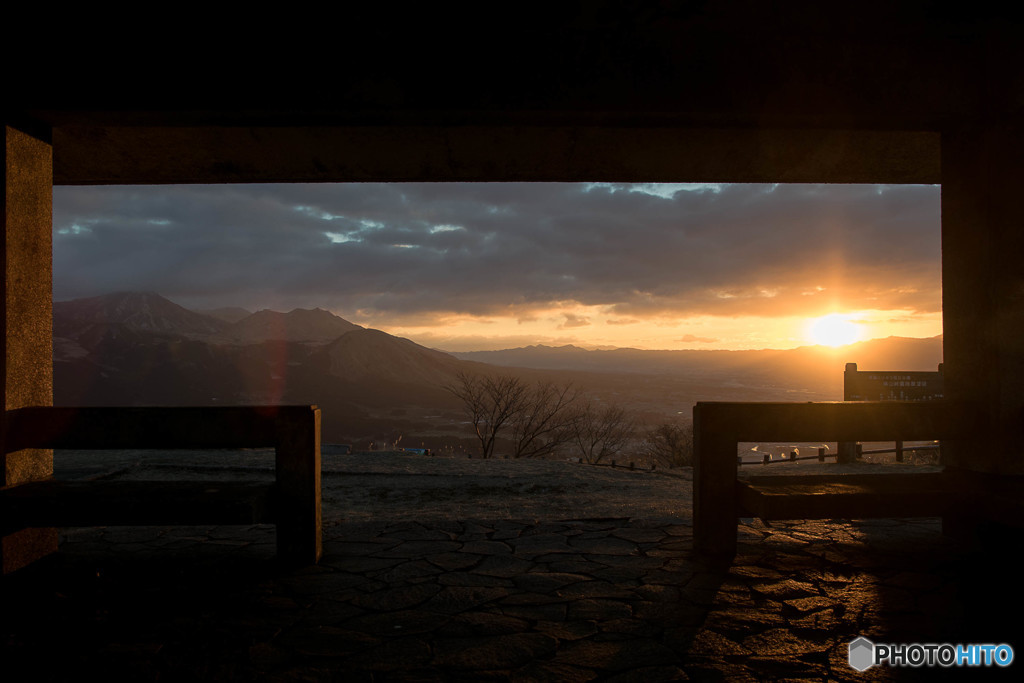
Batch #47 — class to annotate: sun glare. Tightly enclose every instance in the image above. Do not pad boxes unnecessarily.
[806,313,862,347]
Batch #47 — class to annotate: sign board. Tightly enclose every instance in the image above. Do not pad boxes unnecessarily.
[844,362,943,402]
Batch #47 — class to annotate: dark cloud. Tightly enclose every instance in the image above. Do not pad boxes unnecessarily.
[53,182,941,322]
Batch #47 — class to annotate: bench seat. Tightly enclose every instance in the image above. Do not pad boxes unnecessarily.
[1,480,276,533]
[736,472,959,521]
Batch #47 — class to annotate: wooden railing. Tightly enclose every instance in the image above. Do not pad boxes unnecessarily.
[2,405,321,565]
[693,400,978,557]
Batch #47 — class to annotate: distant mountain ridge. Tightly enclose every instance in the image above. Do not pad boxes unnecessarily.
[54,291,228,340]
[450,336,944,394]
[197,306,253,324]
[322,328,467,384]
[452,337,942,370]
[51,292,480,440]
[54,292,363,345]
[51,291,946,444]
[214,307,363,344]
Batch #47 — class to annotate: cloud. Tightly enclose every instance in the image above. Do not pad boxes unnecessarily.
[52,183,941,327]
[677,334,719,343]
[559,313,592,329]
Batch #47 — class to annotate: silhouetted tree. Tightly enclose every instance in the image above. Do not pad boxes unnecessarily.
[446,372,585,459]
[509,381,581,459]
[445,372,528,458]
[642,422,693,467]
[571,400,636,464]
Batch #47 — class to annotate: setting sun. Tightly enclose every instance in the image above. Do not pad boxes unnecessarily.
[806,313,862,347]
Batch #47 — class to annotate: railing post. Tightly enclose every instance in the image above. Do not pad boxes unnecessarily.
[895,440,904,462]
[837,441,858,464]
[694,403,738,558]
[838,363,858,464]
[274,406,322,565]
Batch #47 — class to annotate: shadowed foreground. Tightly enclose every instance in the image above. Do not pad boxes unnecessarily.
[2,456,1021,680]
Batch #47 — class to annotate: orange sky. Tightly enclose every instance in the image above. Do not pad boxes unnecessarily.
[376,307,943,352]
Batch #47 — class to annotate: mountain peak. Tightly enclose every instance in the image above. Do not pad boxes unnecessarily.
[196,306,253,324]
[324,326,463,384]
[54,291,227,339]
[220,307,362,343]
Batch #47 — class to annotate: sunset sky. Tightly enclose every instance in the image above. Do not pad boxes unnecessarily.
[52,183,941,351]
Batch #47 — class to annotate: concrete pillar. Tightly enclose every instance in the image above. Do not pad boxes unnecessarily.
[1,123,56,573]
[941,123,1024,475]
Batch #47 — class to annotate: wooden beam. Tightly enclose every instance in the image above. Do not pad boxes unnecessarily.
[51,126,940,186]
[694,401,978,443]
[4,405,318,452]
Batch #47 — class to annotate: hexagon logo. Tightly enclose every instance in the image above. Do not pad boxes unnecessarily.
[848,637,875,672]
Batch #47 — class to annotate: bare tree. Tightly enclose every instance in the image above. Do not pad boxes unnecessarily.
[641,421,693,467]
[446,372,585,459]
[571,400,636,464]
[509,381,581,459]
[445,372,528,458]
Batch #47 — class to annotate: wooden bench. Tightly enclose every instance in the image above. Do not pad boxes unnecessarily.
[1,405,321,566]
[693,401,978,558]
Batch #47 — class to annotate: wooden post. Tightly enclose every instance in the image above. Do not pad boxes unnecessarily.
[818,447,826,462]
[895,440,904,462]
[942,123,1024,476]
[274,406,322,565]
[693,403,738,558]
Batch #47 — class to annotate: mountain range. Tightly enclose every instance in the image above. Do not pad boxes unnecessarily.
[54,292,363,345]
[52,291,944,445]
[53,292,491,442]
[451,336,944,393]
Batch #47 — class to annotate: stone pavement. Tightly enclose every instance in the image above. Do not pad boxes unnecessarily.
[3,513,1021,681]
